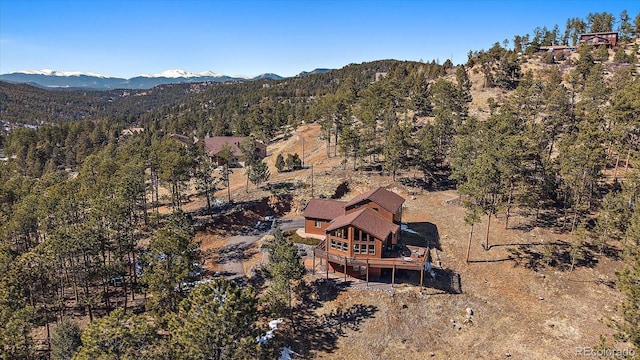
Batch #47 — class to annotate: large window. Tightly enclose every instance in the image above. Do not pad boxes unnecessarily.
[331,228,348,239]
[331,239,348,253]
[353,229,376,256]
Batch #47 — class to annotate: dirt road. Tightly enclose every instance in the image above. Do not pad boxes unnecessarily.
[217,216,305,279]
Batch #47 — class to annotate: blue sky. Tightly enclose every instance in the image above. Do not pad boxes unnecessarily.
[1,0,638,78]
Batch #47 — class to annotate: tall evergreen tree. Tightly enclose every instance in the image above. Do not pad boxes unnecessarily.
[265,228,305,327]
[50,318,81,360]
[610,245,640,350]
[248,160,270,189]
[455,65,473,104]
[74,308,161,360]
[141,212,197,318]
[275,153,285,173]
[169,279,266,360]
[587,12,615,33]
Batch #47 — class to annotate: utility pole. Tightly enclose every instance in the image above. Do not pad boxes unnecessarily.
[311,164,314,198]
[302,137,305,168]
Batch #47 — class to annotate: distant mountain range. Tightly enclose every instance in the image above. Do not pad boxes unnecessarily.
[0,68,332,90]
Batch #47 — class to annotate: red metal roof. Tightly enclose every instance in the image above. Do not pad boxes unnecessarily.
[326,208,399,240]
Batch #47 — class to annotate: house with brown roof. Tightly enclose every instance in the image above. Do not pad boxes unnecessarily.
[305,187,430,284]
[343,187,405,224]
[538,45,577,53]
[303,199,347,236]
[579,32,618,47]
[201,136,267,166]
[170,134,266,167]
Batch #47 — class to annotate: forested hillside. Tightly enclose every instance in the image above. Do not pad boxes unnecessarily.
[1,10,639,359]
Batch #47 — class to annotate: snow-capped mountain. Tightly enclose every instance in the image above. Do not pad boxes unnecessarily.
[137,69,224,78]
[0,68,289,90]
[14,69,111,78]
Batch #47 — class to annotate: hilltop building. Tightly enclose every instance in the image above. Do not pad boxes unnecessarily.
[579,32,618,47]
[304,187,430,286]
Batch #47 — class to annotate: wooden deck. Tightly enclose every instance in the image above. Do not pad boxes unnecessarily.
[312,239,431,287]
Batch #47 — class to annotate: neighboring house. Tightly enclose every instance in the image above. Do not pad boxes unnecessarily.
[120,127,144,137]
[169,134,267,167]
[200,136,267,167]
[579,32,618,47]
[306,187,430,284]
[170,133,194,145]
[538,45,577,53]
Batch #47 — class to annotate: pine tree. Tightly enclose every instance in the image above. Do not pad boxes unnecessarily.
[410,75,432,117]
[216,144,235,203]
[587,12,615,33]
[613,47,633,64]
[285,153,302,171]
[416,123,439,184]
[383,124,409,181]
[464,202,481,263]
[455,65,473,104]
[50,318,81,360]
[141,212,197,318]
[156,138,194,212]
[618,10,634,42]
[593,45,609,62]
[74,308,160,359]
[169,279,266,360]
[240,138,259,192]
[495,53,521,90]
[275,153,285,172]
[248,160,270,189]
[266,228,305,327]
[193,145,218,213]
[609,245,640,350]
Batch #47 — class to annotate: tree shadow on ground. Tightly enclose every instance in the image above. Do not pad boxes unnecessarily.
[397,166,455,191]
[245,266,268,291]
[403,221,441,250]
[192,195,292,234]
[467,257,514,263]
[507,240,599,271]
[421,268,463,294]
[298,278,344,308]
[216,242,250,264]
[584,242,621,261]
[510,208,580,235]
[289,279,378,356]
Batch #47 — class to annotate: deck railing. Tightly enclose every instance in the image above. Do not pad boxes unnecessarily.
[313,239,427,271]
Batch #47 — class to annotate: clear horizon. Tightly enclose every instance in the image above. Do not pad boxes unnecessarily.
[1,0,638,78]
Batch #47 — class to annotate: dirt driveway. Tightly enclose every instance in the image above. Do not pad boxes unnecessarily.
[216,216,305,279]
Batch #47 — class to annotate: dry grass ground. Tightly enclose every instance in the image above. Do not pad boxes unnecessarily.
[301,188,623,359]
[195,148,625,359]
[175,56,630,358]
